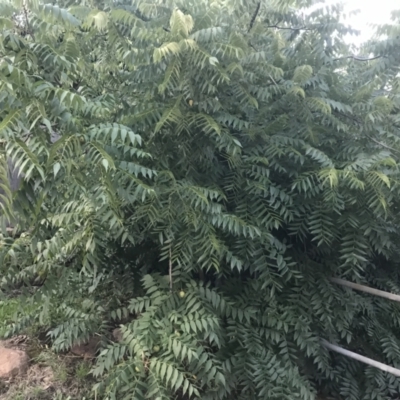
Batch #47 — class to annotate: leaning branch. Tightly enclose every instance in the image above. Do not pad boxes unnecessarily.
[333,111,400,154]
[330,277,400,303]
[333,55,384,62]
[265,24,312,31]
[248,2,261,32]
[364,134,400,154]
[322,340,400,378]
[22,1,35,40]
[169,247,173,292]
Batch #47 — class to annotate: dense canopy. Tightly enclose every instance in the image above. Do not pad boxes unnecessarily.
[1,0,400,399]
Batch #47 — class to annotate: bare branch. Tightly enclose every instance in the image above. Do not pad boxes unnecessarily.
[322,339,400,378]
[330,277,400,302]
[334,111,400,153]
[334,111,362,124]
[365,134,400,154]
[333,55,384,62]
[22,1,35,41]
[248,2,261,33]
[265,24,312,31]
[169,247,173,292]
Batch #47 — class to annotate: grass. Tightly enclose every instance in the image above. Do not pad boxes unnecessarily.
[75,361,92,381]
[0,299,20,337]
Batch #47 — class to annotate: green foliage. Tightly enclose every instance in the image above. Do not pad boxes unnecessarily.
[0,298,20,336]
[2,0,400,399]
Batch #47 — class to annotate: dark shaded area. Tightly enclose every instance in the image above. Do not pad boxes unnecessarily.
[0,132,61,223]
[7,157,23,192]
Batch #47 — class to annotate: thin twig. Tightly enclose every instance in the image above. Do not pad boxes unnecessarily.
[265,24,312,31]
[248,2,261,33]
[22,1,35,41]
[334,111,400,154]
[333,55,384,62]
[169,247,173,291]
[334,110,361,125]
[364,134,400,154]
[268,74,278,87]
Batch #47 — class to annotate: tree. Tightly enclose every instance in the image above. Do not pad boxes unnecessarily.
[1,0,400,398]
